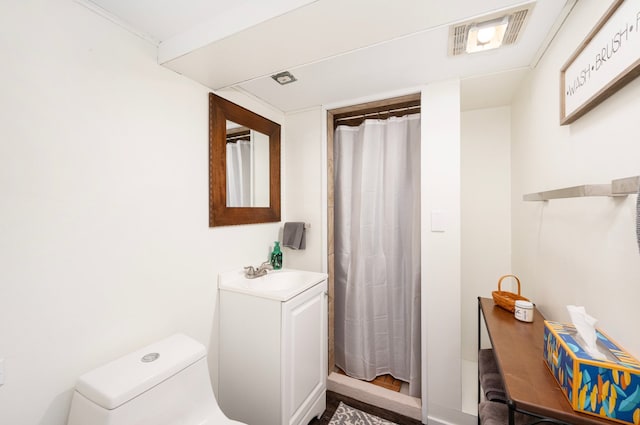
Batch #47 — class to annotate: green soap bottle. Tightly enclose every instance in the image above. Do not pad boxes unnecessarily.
[270,241,283,270]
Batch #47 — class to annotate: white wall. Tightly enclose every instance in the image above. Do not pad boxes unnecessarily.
[460,107,512,362]
[511,0,640,358]
[0,2,283,424]
[282,108,325,272]
[421,80,472,425]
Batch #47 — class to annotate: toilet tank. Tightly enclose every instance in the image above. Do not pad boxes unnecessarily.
[67,334,218,425]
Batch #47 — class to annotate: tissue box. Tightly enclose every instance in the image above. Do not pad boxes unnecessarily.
[543,321,640,424]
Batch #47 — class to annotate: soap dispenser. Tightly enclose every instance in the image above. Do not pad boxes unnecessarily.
[270,241,283,270]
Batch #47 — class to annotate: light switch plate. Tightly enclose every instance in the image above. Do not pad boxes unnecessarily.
[0,358,4,386]
[431,210,447,232]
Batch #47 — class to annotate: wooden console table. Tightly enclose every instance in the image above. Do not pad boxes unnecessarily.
[478,297,617,425]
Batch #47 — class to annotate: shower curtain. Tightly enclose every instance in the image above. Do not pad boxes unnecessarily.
[334,113,421,397]
[226,140,251,207]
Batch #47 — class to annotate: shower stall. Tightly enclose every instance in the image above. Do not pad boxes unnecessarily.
[326,93,422,415]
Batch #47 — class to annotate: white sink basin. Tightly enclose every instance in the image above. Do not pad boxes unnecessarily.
[218,268,328,301]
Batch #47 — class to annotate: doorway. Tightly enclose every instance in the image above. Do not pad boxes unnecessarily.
[326,93,422,420]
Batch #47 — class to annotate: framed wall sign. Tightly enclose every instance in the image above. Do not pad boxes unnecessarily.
[560,0,640,125]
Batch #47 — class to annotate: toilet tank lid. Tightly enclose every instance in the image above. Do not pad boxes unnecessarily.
[75,334,206,410]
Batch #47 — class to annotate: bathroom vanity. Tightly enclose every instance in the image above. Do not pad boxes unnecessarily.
[218,268,328,425]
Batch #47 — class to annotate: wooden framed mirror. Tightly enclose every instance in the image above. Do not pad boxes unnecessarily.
[209,93,281,226]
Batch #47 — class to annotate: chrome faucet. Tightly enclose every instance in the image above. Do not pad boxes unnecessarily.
[244,261,273,279]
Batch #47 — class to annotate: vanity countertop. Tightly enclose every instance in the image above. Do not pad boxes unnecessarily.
[218,268,328,302]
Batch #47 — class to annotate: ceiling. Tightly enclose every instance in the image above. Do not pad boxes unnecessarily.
[84,0,576,112]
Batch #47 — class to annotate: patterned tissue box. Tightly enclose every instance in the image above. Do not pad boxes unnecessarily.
[543,321,640,425]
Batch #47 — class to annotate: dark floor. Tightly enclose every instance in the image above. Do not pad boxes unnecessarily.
[308,391,423,425]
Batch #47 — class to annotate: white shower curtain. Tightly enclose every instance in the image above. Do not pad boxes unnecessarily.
[226,140,251,207]
[334,114,421,397]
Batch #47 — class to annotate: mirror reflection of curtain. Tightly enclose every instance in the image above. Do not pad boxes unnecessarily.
[226,140,252,207]
[334,113,421,397]
[251,130,270,207]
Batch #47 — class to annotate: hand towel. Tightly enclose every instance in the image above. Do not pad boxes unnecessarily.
[478,348,499,376]
[283,222,306,250]
[479,401,532,425]
[481,372,507,402]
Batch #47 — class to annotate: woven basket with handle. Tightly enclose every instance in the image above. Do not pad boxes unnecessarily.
[492,274,529,313]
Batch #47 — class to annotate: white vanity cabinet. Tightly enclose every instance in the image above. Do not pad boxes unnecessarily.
[218,269,328,425]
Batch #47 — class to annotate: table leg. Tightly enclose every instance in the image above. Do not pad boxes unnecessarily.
[477,297,481,425]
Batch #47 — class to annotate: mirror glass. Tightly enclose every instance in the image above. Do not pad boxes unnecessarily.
[225,120,270,207]
[209,94,281,227]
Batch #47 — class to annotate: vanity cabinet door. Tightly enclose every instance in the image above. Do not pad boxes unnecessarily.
[282,280,327,425]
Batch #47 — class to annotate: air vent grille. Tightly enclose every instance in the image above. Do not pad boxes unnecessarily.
[450,24,468,56]
[504,9,529,45]
[448,3,534,56]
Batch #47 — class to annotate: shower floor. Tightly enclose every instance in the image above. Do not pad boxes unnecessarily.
[335,367,404,392]
[327,371,421,420]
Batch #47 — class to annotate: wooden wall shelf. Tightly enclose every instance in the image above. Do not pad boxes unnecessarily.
[523,175,639,201]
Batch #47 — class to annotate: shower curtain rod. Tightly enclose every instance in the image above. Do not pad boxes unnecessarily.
[335,105,421,122]
[226,135,249,143]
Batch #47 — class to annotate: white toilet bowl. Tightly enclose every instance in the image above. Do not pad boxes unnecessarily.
[67,334,245,425]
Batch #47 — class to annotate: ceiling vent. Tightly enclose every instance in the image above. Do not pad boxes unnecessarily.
[448,3,534,56]
[271,71,297,85]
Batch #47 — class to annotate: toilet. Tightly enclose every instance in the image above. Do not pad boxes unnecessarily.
[67,334,245,425]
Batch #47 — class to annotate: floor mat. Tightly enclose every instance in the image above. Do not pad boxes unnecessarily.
[328,402,399,425]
